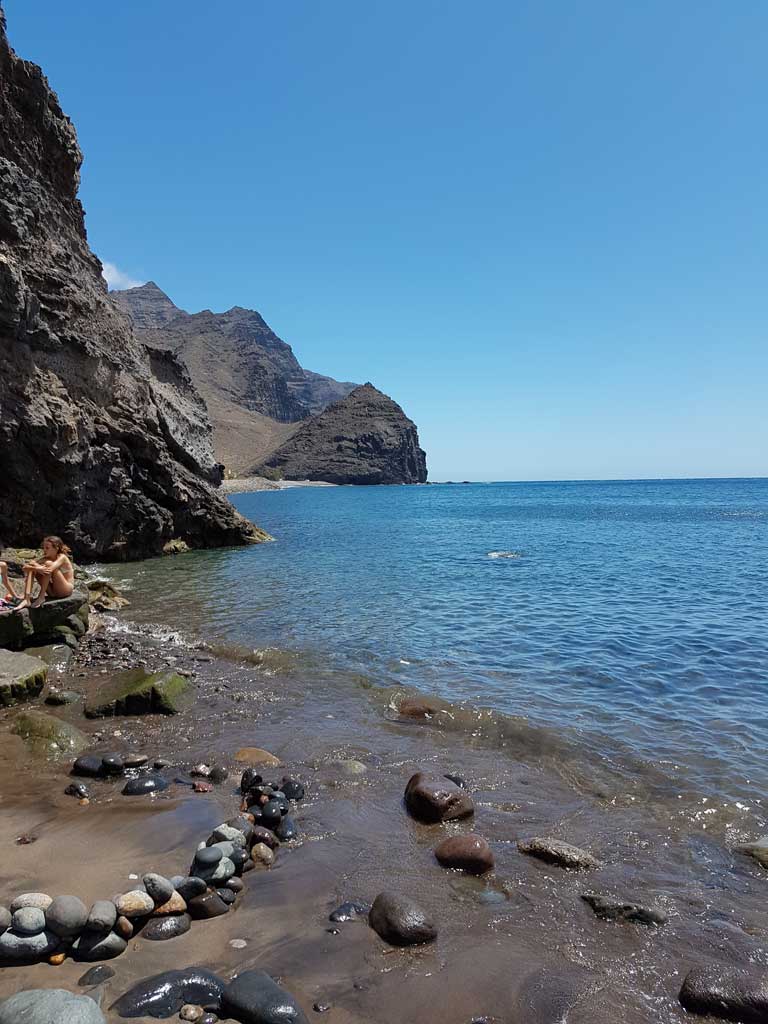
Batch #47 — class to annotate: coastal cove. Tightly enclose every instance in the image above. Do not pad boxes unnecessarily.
[0,478,766,1023]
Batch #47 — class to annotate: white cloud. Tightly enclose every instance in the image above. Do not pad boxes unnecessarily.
[102,261,145,291]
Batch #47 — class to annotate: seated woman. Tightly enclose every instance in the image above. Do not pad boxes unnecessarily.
[16,536,75,610]
[0,558,20,612]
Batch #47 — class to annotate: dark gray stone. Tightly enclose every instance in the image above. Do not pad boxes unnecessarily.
[45,895,88,938]
[0,928,59,960]
[274,816,298,842]
[329,900,370,922]
[86,900,117,933]
[12,907,46,936]
[79,965,115,987]
[195,846,223,866]
[72,929,128,962]
[109,968,226,1018]
[369,892,437,946]
[174,876,207,902]
[142,914,191,941]
[143,873,174,904]
[221,970,309,1024]
[122,774,168,796]
[680,966,768,1022]
[581,893,667,926]
[187,892,230,920]
[72,754,104,777]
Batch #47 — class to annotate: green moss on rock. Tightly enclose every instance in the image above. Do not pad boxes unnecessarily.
[85,668,193,718]
[11,709,89,758]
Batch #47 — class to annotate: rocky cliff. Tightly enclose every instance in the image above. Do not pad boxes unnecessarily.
[112,283,358,423]
[0,10,267,559]
[255,384,428,484]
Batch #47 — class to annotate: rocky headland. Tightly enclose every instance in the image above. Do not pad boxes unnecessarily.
[113,284,428,485]
[0,11,266,560]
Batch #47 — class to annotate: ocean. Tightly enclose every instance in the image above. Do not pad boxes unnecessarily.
[122,477,768,807]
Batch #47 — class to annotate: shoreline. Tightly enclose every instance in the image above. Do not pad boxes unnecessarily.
[220,477,338,495]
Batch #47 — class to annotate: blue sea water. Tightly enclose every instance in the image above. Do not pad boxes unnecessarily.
[125,478,768,803]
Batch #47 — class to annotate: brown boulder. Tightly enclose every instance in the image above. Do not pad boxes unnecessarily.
[404,772,474,823]
[434,834,494,874]
[369,892,437,946]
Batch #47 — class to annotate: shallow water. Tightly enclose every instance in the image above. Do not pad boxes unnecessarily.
[115,478,768,811]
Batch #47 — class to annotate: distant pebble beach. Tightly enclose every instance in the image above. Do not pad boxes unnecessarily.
[220,477,338,494]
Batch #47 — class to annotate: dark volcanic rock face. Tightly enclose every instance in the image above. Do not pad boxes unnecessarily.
[0,13,266,558]
[112,284,358,423]
[256,384,428,484]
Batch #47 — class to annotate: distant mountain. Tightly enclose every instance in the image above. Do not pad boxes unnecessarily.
[255,384,428,485]
[113,284,428,483]
[112,283,357,424]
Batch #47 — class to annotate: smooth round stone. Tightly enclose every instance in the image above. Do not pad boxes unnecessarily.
[260,799,283,827]
[72,754,104,778]
[115,890,155,917]
[0,928,59,960]
[209,765,228,785]
[45,895,89,938]
[65,782,89,799]
[78,964,115,986]
[434,834,495,875]
[281,777,305,801]
[200,1016,218,1024]
[208,840,236,859]
[0,989,107,1024]
[101,754,125,774]
[251,843,274,867]
[72,929,128,962]
[226,877,244,893]
[114,916,133,939]
[180,1007,205,1023]
[208,824,247,847]
[123,752,149,769]
[194,857,235,884]
[187,892,230,920]
[194,846,222,867]
[86,900,117,933]
[110,970,226,1018]
[229,938,248,949]
[12,907,46,936]
[369,891,437,946]
[174,877,207,902]
[0,907,10,935]
[122,775,168,796]
[220,971,305,1024]
[240,768,263,793]
[143,873,174,904]
[215,888,236,906]
[142,913,191,941]
[251,825,280,850]
[10,892,52,913]
[275,816,298,841]
[152,892,187,915]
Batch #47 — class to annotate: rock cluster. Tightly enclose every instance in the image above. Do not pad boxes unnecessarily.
[0,13,267,558]
[0,765,305,969]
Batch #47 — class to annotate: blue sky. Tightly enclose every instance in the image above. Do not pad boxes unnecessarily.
[6,0,767,480]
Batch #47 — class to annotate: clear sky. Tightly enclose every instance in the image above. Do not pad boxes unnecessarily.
[6,0,767,481]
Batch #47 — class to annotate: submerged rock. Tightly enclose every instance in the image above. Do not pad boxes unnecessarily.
[110,968,226,1018]
[78,965,115,986]
[518,837,601,871]
[72,754,105,777]
[368,892,437,946]
[221,970,309,1024]
[329,900,370,922]
[404,771,474,823]
[434,834,494,874]
[0,988,106,1023]
[85,668,193,717]
[679,965,768,1022]
[235,747,281,767]
[735,838,768,869]
[11,710,89,758]
[581,893,667,926]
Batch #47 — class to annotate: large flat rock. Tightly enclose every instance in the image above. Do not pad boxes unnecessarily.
[0,592,89,651]
[85,668,193,717]
[11,709,89,759]
[0,649,47,706]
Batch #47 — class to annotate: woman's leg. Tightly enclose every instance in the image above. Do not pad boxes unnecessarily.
[45,569,73,600]
[15,567,36,610]
[0,561,18,600]
[30,571,52,608]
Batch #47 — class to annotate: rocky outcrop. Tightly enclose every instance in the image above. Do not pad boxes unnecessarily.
[0,11,267,559]
[112,284,358,424]
[256,384,428,484]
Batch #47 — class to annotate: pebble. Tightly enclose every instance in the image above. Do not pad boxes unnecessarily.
[518,837,601,871]
[369,891,438,946]
[229,938,248,949]
[216,888,237,906]
[45,895,89,938]
[115,890,155,917]
[153,891,187,915]
[209,823,248,847]
[187,892,230,920]
[209,765,229,784]
[180,1007,205,1023]
[193,781,213,793]
[143,873,174,904]
[313,1004,331,1014]
[72,929,128,961]
[78,965,116,986]
[260,799,283,827]
[49,952,66,965]
[122,775,168,796]
[194,846,223,867]
[12,907,46,936]
[142,913,191,940]
[329,900,370,922]
[101,754,125,774]
[226,877,245,893]
[434,834,495,875]
[10,892,52,913]
[240,768,263,793]
[234,747,281,767]
[123,753,149,769]
[581,893,667,926]
[173,877,208,902]
[275,816,298,841]
[281,777,305,801]
[65,782,90,799]
[72,754,104,777]
[114,916,134,939]
[251,843,275,867]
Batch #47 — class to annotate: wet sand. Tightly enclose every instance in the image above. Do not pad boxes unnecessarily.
[0,622,767,1022]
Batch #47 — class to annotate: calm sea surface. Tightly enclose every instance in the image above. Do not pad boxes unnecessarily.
[119,478,768,805]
